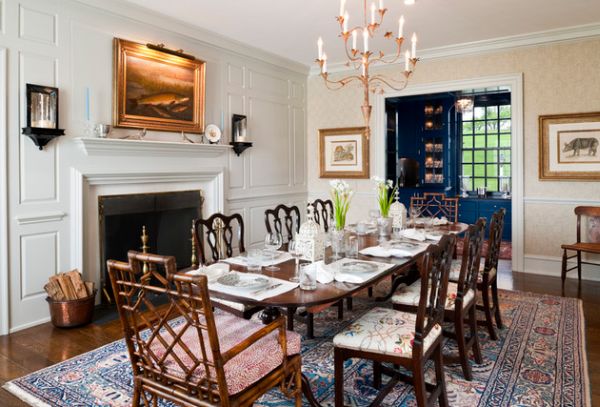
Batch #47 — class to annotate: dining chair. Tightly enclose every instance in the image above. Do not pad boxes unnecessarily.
[333,236,455,407]
[449,208,505,340]
[561,206,600,284]
[309,199,334,232]
[193,213,262,319]
[107,251,302,407]
[264,204,301,246]
[410,192,459,223]
[392,219,485,381]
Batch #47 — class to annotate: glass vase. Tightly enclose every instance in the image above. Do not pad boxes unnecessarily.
[377,217,393,239]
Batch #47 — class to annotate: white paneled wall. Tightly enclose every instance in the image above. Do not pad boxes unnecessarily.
[0,0,307,333]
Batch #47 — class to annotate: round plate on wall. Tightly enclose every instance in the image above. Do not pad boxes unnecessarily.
[205,124,222,144]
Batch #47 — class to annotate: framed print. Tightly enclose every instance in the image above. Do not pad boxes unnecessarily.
[539,112,600,180]
[113,38,205,133]
[319,127,369,179]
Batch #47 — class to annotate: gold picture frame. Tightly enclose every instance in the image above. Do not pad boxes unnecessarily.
[539,112,600,180]
[319,127,369,179]
[113,38,206,133]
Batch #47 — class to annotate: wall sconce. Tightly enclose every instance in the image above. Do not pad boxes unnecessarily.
[22,84,65,150]
[230,114,252,156]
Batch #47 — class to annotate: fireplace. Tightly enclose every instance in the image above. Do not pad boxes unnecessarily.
[98,190,203,302]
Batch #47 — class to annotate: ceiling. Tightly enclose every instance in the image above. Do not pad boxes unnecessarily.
[122,0,600,67]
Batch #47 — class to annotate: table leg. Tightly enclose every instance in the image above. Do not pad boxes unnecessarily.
[258,306,281,324]
[301,373,323,407]
[287,307,297,331]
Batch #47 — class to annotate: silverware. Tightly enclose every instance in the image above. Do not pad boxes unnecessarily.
[251,283,282,296]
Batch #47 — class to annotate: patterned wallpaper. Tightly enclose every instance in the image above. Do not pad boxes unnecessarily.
[307,38,600,257]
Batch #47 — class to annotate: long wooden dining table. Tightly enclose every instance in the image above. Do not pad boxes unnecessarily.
[203,222,468,407]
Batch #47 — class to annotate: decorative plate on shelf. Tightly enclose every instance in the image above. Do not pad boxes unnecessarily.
[205,124,222,143]
[217,273,269,290]
[340,261,379,274]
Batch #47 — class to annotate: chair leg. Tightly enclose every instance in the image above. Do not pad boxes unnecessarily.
[434,344,448,407]
[454,309,473,381]
[334,348,345,407]
[480,283,497,340]
[294,366,302,407]
[132,379,141,407]
[307,312,314,339]
[577,251,582,281]
[469,305,483,364]
[491,280,504,329]
[368,287,373,297]
[346,297,353,311]
[287,307,296,331]
[561,249,568,285]
[412,357,428,407]
[373,361,382,389]
[337,300,344,320]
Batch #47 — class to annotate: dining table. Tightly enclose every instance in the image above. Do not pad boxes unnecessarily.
[192,222,468,407]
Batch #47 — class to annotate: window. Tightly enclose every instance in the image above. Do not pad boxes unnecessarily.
[460,97,511,193]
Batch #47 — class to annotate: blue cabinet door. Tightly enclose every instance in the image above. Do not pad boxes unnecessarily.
[458,198,511,241]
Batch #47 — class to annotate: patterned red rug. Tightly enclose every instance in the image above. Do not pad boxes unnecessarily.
[456,239,512,260]
[3,289,589,406]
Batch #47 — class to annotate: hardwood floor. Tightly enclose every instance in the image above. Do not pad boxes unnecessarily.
[0,260,598,406]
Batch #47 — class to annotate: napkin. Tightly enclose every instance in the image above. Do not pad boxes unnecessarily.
[186,263,230,283]
[209,273,298,301]
[314,259,395,284]
[360,242,427,258]
[223,251,292,267]
[401,228,444,242]
[432,216,449,226]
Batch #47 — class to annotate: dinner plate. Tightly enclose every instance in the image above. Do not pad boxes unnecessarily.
[340,261,379,274]
[217,273,270,290]
[389,241,420,250]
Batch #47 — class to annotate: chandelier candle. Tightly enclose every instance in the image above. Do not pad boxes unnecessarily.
[316,0,419,140]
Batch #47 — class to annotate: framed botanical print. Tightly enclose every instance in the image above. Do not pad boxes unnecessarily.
[539,112,600,180]
[319,127,369,179]
[113,38,206,133]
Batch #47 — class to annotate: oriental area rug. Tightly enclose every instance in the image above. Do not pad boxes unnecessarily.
[4,289,590,406]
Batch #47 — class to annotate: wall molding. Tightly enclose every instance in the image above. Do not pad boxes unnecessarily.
[523,254,600,282]
[523,196,600,206]
[310,22,600,75]
[15,211,66,225]
[227,190,307,204]
[0,48,8,335]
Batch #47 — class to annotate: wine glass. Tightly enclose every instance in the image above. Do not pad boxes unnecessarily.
[288,239,302,282]
[264,233,282,271]
[369,209,381,227]
[409,207,420,228]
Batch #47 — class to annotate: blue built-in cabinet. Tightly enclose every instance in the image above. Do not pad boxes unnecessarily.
[458,198,511,241]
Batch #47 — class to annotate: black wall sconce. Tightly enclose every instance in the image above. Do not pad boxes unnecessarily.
[230,114,252,156]
[22,84,65,150]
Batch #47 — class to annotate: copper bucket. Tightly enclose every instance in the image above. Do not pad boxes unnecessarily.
[46,290,97,328]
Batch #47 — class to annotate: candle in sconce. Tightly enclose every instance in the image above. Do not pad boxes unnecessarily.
[339,0,346,17]
[343,12,349,33]
[363,28,369,52]
[404,50,410,72]
[379,0,384,10]
[84,87,90,122]
[352,30,357,50]
[398,15,404,38]
[220,110,224,130]
[370,3,376,24]
[317,37,323,60]
[411,33,417,58]
[322,53,328,73]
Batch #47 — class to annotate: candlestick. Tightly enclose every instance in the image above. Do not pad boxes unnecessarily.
[352,30,357,50]
[317,37,323,60]
[411,33,417,58]
[398,15,405,38]
[363,28,369,52]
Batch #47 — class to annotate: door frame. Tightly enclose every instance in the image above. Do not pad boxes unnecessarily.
[0,48,9,335]
[373,73,524,271]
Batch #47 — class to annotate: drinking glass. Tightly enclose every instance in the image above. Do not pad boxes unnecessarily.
[246,249,263,274]
[369,209,381,226]
[346,236,358,258]
[264,233,282,271]
[288,239,302,282]
[330,229,344,260]
[409,207,420,228]
[299,263,317,290]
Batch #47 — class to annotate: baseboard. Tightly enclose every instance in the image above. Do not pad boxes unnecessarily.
[9,317,51,334]
[523,254,600,282]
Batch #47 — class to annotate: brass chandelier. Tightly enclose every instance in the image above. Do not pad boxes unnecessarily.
[316,0,419,139]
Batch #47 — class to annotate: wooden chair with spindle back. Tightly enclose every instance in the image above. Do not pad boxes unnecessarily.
[333,236,454,407]
[264,204,301,246]
[310,199,334,232]
[107,251,302,407]
[561,206,600,284]
[193,213,262,319]
[410,192,459,223]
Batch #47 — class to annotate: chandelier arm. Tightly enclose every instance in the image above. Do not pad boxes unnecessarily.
[321,74,363,90]
[368,75,409,92]
[367,39,404,65]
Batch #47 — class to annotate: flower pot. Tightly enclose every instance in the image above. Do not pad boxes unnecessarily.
[377,217,393,239]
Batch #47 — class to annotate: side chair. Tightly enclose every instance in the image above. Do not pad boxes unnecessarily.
[107,251,302,407]
[309,199,334,232]
[561,206,600,284]
[409,192,459,223]
[333,235,455,407]
[264,204,301,247]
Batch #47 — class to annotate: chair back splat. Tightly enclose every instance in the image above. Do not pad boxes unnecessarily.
[309,199,334,232]
[193,213,245,265]
[410,192,459,223]
[265,204,301,244]
[484,209,505,275]
[456,218,486,299]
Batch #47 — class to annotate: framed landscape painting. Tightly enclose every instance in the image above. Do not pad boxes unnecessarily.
[113,38,205,133]
[539,112,600,180]
[319,127,369,178]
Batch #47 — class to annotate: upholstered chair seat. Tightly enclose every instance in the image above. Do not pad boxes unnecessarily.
[448,260,496,285]
[392,280,475,310]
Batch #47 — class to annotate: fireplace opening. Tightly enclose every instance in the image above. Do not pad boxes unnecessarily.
[99,190,203,303]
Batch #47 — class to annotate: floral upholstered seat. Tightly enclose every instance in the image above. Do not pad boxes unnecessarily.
[332,307,441,357]
[149,312,302,395]
[448,259,496,284]
[391,279,475,310]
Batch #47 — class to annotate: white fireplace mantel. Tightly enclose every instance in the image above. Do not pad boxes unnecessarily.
[74,137,232,158]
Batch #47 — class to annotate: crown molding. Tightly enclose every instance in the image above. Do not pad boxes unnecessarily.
[309,22,600,76]
[70,0,309,75]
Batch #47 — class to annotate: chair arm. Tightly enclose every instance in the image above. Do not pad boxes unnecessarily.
[221,316,287,364]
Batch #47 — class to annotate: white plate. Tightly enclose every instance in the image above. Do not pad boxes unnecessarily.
[340,261,379,274]
[205,124,222,143]
[389,241,420,250]
[217,273,269,290]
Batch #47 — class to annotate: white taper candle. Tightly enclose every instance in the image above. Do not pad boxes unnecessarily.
[317,37,323,60]
[352,30,357,50]
[363,28,369,52]
[398,15,405,38]
[411,33,417,58]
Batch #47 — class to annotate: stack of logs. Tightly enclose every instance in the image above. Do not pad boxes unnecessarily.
[44,270,95,301]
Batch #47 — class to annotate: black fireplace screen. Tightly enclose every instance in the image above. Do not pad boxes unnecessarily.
[99,190,203,302]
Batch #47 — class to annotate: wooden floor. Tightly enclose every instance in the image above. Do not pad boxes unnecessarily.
[0,261,598,406]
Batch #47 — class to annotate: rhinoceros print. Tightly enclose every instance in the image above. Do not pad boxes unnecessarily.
[562,137,599,157]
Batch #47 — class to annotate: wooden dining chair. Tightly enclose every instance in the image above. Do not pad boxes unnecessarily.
[333,236,455,407]
[410,192,459,223]
[449,208,506,340]
[392,219,485,381]
[309,199,334,232]
[107,251,302,407]
[561,206,600,284]
[264,204,301,245]
[193,213,262,319]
